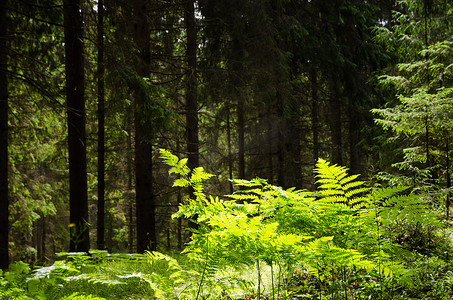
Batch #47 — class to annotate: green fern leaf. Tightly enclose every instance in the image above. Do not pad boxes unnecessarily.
[173,178,189,187]
[339,174,361,185]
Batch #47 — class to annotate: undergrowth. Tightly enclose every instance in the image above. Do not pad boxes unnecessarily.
[1,151,452,299]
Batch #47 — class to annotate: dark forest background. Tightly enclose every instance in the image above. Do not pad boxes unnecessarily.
[1,0,453,269]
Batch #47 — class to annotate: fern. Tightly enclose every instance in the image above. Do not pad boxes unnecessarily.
[160,152,445,296]
[315,157,435,232]
[363,186,437,228]
[160,149,214,220]
[315,159,369,210]
[300,236,379,280]
[139,254,206,298]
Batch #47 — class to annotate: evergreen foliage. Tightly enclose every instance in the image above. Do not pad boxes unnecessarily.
[372,0,453,217]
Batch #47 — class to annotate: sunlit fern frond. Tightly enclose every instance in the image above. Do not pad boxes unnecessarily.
[315,159,369,210]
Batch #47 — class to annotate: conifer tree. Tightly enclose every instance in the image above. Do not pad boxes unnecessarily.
[96,0,106,250]
[64,0,90,252]
[0,0,9,269]
[185,0,199,173]
[133,0,156,253]
[373,0,453,215]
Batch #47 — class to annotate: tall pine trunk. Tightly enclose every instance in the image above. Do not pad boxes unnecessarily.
[277,87,299,189]
[310,70,320,167]
[64,0,90,252]
[0,0,9,269]
[127,105,134,253]
[237,97,245,180]
[330,82,343,166]
[446,135,451,219]
[176,141,183,249]
[226,106,234,193]
[266,105,274,185]
[133,0,156,253]
[348,101,361,174]
[185,0,199,230]
[96,0,105,250]
[185,0,199,171]
[231,38,245,181]
[36,217,46,263]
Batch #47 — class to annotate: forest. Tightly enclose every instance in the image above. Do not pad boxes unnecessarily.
[1,0,453,299]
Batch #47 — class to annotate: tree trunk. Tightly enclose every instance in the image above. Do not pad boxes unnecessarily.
[0,0,9,270]
[133,0,156,253]
[41,216,46,263]
[177,189,182,250]
[277,88,299,189]
[176,141,183,250]
[446,135,451,220]
[226,106,234,193]
[266,106,274,185]
[231,37,245,181]
[348,102,361,174]
[185,0,199,231]
[310,70,320,167]
[237,97,245,180]
[64,0,90,252]
[127,105,134,253]
[185,0,199,171]
[277,101,285,188]
[330,82,343,166]
[426,116,430,168]
[36,217,46,263]
[291,107,302,188]
[96,0,105,250]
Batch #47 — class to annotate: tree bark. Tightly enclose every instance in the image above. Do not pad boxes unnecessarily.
[426,116,430,168]
[277,98,298,189]
[184,0,199,231]
[237,97,245,180]
[96,0,105,250]
[176,141,183,250]
[446,135,451,220]
[348,101,361,174]
[36,217,46,263]
[185,0,199,172]
[64,0,90,252]
[226,106,234,193]
[231,37,245,181]
[266,106,274,185]
[310,70,320,167]
[330,82,343,166]
[127,105,134,253]
[133,0,156,253]
[0,0,9,269]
